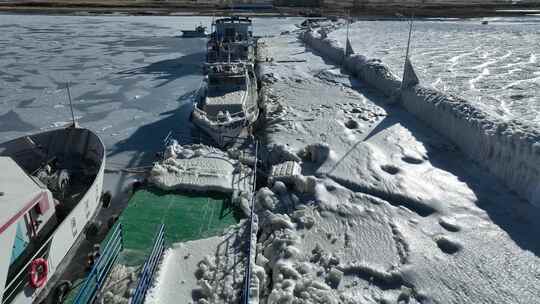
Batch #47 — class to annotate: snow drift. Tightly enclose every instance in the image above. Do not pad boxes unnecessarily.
[301,30,401,98]
[149,141,254,194]
[301,28,540,205]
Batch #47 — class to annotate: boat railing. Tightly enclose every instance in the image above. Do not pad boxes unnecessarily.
[131,224,166,304]
[242,140,259,304]
[1,236,53,304]
[163,131,218,149]
[73,223,124,304]
[193,107,247,121]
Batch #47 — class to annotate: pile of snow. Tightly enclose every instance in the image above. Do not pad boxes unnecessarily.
[248,177,416,304]
[301,29,401,100]
[98,264,140,304]
[149,140,254,194]
[145,224,251,304]
[301,26,540,205]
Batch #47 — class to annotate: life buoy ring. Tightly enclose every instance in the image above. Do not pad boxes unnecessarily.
[29,258,48,288]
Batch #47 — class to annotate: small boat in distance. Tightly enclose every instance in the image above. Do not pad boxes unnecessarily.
[182,25,208,38]
[0,125,106,304]
[192,62,259,147]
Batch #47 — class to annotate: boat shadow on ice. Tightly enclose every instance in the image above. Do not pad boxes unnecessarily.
[116,52,206,88]
[335,78,540,256]
[108,96,196,168]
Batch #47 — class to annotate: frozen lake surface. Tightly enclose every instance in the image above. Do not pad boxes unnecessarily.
[1,14,539,304]
[331,16,540,125]
[0,14,298,145]
[1,14,539,146]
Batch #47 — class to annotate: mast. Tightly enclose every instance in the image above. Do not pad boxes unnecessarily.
[401,11,415,90]
[404,12,414,67]
[346,9,350,42]
[66,82,76,127]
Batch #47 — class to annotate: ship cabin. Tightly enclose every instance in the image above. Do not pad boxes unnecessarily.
[0,157,56,303]
[211,16,253,43]
[207,17,255,63]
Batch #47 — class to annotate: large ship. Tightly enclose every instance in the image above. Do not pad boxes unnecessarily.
[192,62,259,146]
[192,16,259,147]
[0,125,106,304]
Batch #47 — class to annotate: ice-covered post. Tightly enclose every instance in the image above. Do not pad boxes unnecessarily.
[343,10,354,62]
[403,13,413,75]
[66,81,77,127]
[398,12,419,93]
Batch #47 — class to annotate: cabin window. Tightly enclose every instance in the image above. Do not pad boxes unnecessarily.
[9,220,30,265]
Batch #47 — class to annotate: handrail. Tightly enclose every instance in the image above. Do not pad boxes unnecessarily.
[131,224,166,304]
[73,223,123,304]
[242,140,259,304]
[1,237,52,304]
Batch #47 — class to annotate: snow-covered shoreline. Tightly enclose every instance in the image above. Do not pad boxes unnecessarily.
[138,21,540,304]
[301,28,540,205]
[247,31,540,303]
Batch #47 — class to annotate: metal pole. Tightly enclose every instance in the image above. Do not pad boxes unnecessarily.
[344,9,350,61]
[66,82,76,126]
[404,13,414,66]
[401,12,415,89]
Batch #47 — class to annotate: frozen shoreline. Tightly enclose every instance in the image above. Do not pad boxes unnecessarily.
[301,28,540,206]
[242,31,540,303]
[1,15,538,303]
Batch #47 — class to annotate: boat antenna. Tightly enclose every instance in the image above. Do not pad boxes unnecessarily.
[66,81,76,127]
[398,11,415,90]
[404,11,414,67]
[346,10,350,41]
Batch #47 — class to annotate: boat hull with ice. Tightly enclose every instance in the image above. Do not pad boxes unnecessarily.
[192,62,259,146]
[0,126,106,304]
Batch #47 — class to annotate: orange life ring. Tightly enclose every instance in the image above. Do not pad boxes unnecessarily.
[29,258,48,288]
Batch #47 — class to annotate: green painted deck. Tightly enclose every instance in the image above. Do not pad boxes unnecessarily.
[119,188,241,266]
[63,189,241,303]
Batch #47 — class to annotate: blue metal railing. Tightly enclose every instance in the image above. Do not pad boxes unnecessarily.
[131,224,166,304]
[242,140,258,304]
[73,223,123,304]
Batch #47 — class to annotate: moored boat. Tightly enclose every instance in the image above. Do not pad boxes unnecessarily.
[0,125,106,304]
[192,62,259,147]
[181,25,208,38]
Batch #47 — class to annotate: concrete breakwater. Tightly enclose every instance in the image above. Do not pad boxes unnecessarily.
[301,29,540,205]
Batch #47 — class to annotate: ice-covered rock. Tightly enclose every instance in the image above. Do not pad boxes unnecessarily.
[267,143,302,165]
[298,142,333,164]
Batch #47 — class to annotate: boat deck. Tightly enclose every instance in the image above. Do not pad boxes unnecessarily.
[118,188,241,266]
[207,88,245,106]
[62,188,241,303]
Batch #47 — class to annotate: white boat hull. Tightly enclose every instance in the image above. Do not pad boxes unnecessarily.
[0,127,106,304]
